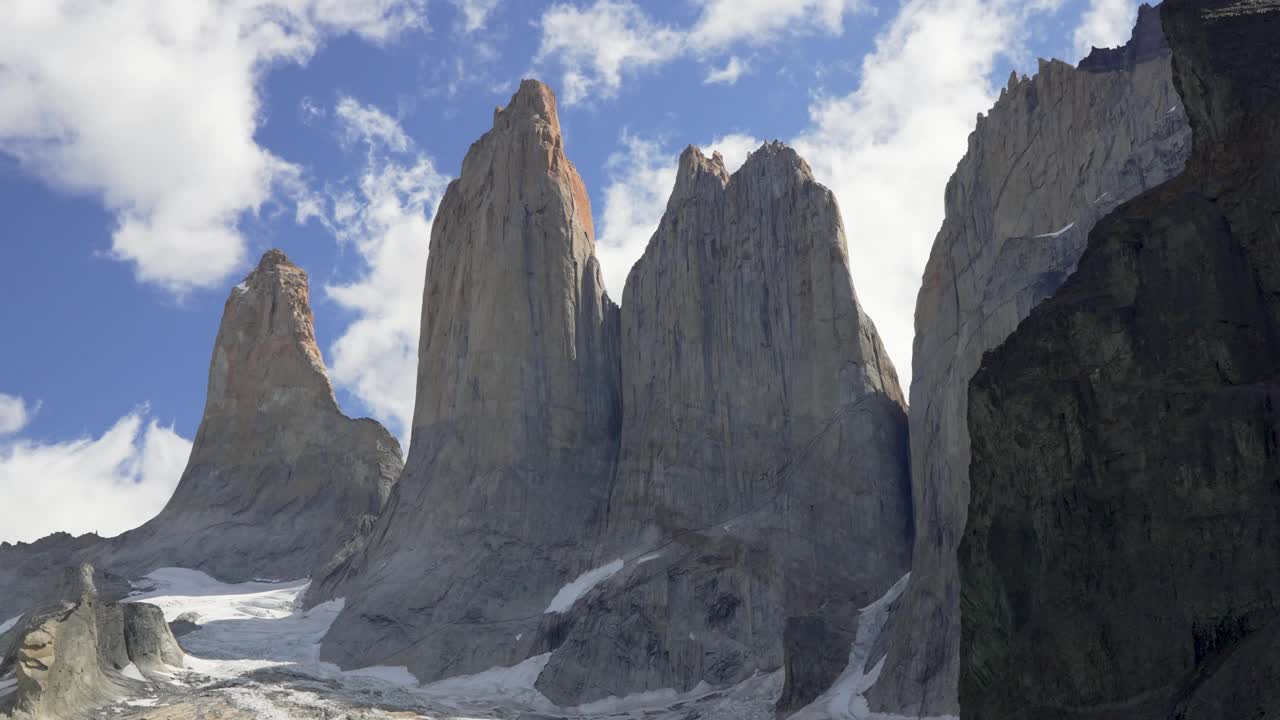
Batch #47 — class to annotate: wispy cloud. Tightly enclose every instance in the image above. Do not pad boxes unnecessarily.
[451,0,502,33]
[535,0,868,103]
[0,394,34,436]
[704,56,750,85]
[322,97,450,443]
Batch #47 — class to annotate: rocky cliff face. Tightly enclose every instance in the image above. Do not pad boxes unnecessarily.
[533,143,912,708]
[315,80,623,681]
[0,250,402,621]
[961,0,1280,716]
[0,564,183,720]
[869,7,1192,715]
[310,84,912,710]
[109,249,402,583]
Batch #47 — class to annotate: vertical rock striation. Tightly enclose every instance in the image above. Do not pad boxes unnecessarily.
[109,249,403,583]
[534,143,912,708]
[962,0,1280,716]
[315,79,623,681]
[870,6,1192,715]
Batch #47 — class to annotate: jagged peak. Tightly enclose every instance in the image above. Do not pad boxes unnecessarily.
[234,248,304,298]
[1077,3,1169,73]
[737,140,814,180]
[209,247,337,413]
[491,78,560,136]
[669,145,730,205]
[669,140,820,210]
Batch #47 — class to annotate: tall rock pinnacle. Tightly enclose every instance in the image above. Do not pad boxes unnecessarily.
[0,250,404,623]
[869,7,1191,715]
[315,79,622,681]
[535,141,912,708]
[108,248,403,582]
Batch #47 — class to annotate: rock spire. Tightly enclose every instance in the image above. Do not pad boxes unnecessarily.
[315,79,623,681]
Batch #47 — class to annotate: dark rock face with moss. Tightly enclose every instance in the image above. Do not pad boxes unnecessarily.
[961,1,1280,717]
[870,6,1191,714]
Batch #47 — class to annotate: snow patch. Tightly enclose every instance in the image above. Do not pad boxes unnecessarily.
[125,567,342,680]
[1034,222,1075,239]
[544,559,623,614]
[104,566,801,719]
[125,697,161,707]
[343,665,418,686]
[234,282,249,294]
[0,614,21,635]
[121,662,147,681]
[418,652,555,710]
[791,572,917,720]
[1094,191,1111,204]
[638,552,662,564]
[572,682,708,715]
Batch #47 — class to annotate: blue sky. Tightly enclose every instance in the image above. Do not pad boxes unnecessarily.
[0,0,1141,542]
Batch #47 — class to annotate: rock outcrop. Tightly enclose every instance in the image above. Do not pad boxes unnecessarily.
[961,0,1280,716]
[315,79,623,681]
[869,7,1192,715]
[0,564,182,720]
[108,249,402,583]
[0,250,402,624]
[534,143,912,707]
[0,535,109,633]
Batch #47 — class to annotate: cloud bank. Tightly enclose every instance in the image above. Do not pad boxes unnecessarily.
[0,406,192,543]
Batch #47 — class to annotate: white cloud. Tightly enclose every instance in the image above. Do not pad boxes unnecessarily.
[536,1,685,104]
[323,98,449,442]
[704,56,749,85]
[0,408,192,543]
[536,0,869,103]
[0,0,426,294]
[0,394,34,436]
[1073,0,1137,59]
[335,97,412,152]
[789,0,1035,387]
[596,134,676,300]
[595,131,761,300]
[688,0,866,49]
[452,0,501,32]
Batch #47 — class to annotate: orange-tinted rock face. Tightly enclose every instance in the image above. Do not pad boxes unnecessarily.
[105,249,402,584]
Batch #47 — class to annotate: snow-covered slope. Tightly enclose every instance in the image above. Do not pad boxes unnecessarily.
[101,568,795,719]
